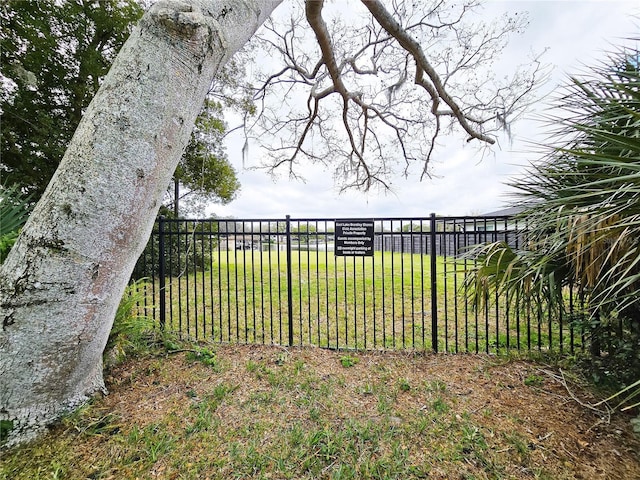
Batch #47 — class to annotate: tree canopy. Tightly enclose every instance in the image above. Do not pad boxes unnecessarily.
[1,0,240,212]
[1,0,144,198]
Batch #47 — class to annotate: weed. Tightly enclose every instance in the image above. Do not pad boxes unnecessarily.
[460,424,487,454]
[293,359,305,374]
[163,335,182,351]
[105,279,155,368]
[275,352,288,366]
[185,346,219,369]
[398,377,411,392]
[142,424,175,462]
[309,407,321,422]
[246,360,273,380]
[246,359,260,373]
[432,397,450,414]
[79,413,122,436]
[377,391,394,415]
[340,355,358,368]
[0,420,13,444]
[185,384,235,435]
[504,432,530,462]
[360,383,375,395]
[425,379,447,393]
[524,374,545,387]
[49,461,65,480]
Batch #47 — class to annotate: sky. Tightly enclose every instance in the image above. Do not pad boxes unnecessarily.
[208,0,639,220]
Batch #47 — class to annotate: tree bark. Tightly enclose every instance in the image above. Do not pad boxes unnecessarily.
[0,0,281,447]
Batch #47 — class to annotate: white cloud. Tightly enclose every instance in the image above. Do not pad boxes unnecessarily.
[209,0,639,220]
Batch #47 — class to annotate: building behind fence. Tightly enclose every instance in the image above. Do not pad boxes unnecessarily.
[132,214,583,354]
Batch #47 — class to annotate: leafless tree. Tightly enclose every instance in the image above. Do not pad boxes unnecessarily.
[244,0,544,190]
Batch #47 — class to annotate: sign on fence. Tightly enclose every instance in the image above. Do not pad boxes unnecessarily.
[334,220,374,256]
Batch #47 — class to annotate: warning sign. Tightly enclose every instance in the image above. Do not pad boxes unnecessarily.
[335,220,375,256]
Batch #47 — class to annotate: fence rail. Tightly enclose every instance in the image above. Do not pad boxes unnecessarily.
[131,214,582,353]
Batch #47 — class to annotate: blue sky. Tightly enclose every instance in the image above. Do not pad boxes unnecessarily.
[209,0,639,220]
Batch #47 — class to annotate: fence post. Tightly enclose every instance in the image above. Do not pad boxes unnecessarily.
[158,216,166,331]
[285,215,294,346]
[430,213,438,352]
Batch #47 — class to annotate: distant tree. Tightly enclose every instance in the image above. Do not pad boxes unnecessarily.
[393,222,428,232]
[292,223,317,244]
[171,99,241,216]
[292,224,317,234]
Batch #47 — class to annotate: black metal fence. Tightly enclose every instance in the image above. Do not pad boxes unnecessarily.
[131,214,582,353]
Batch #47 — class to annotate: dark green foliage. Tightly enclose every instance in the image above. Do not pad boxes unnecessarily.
[1,0,144,199]
[0,420,13,443]
[105,279,155,367]
[173,99,241,216]
[132,216,218,279]
[1,1,240,213]
[185,346,219,368]
[465,41,640,386]
[0,182,31,263]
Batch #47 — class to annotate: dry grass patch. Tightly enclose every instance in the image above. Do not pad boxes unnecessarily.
[1,345,638,479]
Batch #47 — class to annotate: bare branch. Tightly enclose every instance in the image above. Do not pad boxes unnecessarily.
[240,0,545,191]
[362,0,495,145]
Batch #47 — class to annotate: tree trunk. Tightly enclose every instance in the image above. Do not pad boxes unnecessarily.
[0,0,281,447]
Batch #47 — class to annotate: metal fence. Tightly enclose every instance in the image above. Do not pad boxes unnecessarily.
[131,214,583,353]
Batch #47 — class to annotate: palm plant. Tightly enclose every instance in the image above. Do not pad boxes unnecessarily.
[465,42,640,384]
[0,182,31,263]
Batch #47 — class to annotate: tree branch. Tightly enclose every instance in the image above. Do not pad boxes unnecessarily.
[361,0,495,145]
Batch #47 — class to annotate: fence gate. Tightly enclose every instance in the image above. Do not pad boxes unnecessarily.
[132,214,579,353]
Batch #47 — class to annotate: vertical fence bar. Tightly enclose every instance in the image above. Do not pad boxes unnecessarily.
[192,222,199,340]
[324,220,330,348]
[298,221,304,346]
[420,220,426,350]
[259,222,265,344]
[217,224,223,342]
[441,221,448,353]
[184,221,191,338]
[158,216,166,331]
[452,219,459,353]
[381,227,386,349]
[208,222,214,338]
[362,255,367,350]
[430,213,438,353]
[285,215,294,346]
[391,220,396,348]
[176,220,183,336]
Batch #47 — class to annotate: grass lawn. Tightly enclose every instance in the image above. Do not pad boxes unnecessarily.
[142,250,579,354]
[2,344,638,479]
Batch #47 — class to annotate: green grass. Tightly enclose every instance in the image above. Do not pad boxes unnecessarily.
[137,249,580,354]
[4,346,623,480]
